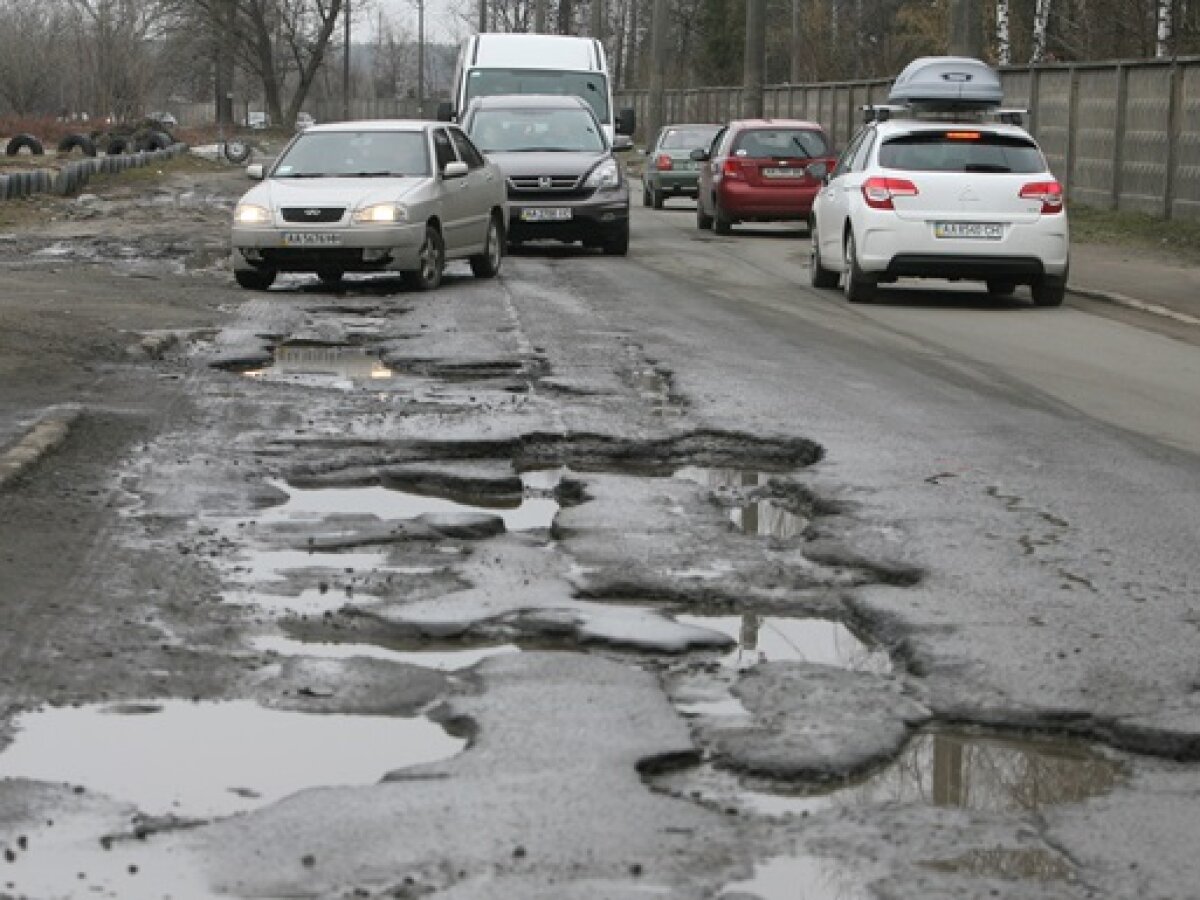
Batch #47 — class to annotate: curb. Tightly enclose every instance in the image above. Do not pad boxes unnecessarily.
[0,405,82,489]
[1068,286,1200,328]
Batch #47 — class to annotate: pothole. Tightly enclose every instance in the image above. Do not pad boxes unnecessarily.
[675,467,819,538]
[718,854,871,900]
[0,700,466,818]
[254,634,520,670]
[650,728,1125,820]
[259,476,559,531]
[674,615,892,674]
[241,345,395,385]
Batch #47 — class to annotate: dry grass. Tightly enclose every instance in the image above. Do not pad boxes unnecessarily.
[1069,204,1200,263]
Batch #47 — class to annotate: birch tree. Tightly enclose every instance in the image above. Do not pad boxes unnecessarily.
[1031,0,1052,61]
[1157,0,1173,56]
[996,0,1012,65]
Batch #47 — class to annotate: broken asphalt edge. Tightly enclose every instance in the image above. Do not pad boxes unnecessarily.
[1069,285,1200,327]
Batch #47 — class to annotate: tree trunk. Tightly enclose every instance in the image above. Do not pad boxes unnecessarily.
[1156,0,1173,57]
[1031,0,1051,62]
[742,0,765,117]
[996,0,1011,66]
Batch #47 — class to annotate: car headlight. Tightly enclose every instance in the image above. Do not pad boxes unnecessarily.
[353,203,408,224]
[584,159,621,190]
[233,203,271,225]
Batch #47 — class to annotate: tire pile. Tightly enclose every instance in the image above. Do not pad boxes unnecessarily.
[0,129,185,200]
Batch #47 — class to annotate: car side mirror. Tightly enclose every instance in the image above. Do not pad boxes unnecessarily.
[805,161,829,181]
[246,163,264,180]
[616,107,636,136]
[689,147,709,162]
[436,101,454,122]
[443,160,469,179]
[612,135,633,152]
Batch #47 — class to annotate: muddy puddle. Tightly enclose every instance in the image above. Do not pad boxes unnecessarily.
[719,854,873,900]
[254,634,520,670]
[260,477,559,531]
[675,615,892,674]
[675,467,809,538]
[0,700,466,819]
[653,729,1124,821]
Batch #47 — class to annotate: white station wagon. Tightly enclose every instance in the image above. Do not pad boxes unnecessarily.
[230,120,507,291]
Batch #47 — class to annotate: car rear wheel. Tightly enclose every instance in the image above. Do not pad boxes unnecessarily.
[1031,275,1066,307]
[713,201,733,235]
[317,269,344,286]
[407,225,445,291]
[642,181,653,207]
[235,268,276,291]
[842,231,876,303]
[651,185,664,210]
[809,220,839,289]
[469,213,504,278]
[696,198,713,230]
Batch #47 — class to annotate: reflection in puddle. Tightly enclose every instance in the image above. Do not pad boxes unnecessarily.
[627,365,685,417]
[0,700,466,818]
[254,635,520,670]
[225,548,389,583]
[676,615,892,674]
[921,848,1073,881]
[652,730,1124,821]
[674,467,806,538]
[242,345,394,384]
[719,854,871,900]
[262,477,558,531]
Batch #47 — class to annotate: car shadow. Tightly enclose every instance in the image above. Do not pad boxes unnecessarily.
[863,283,1038,311]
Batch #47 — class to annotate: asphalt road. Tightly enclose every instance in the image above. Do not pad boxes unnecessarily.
[0,166,1198,899]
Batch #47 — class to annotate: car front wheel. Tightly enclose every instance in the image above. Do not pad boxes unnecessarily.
[235,268,275,291]
[842,231,876,303]
[469,213,504,278]
[696,198,713,230]
[809,220,839,289]
[714,201,733,235]
[407,225,445,291]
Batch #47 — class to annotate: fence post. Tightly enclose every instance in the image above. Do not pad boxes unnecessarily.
[1112,64,1128,211]
[1164,62,1182,220]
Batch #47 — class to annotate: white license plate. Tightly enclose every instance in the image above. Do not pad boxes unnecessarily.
[763,167,805,178]
[520,207,572,222]
[934,222,1004,240]
[282,232,342,246]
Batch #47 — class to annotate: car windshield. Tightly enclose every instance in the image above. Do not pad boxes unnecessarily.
[879,132,1046,173]
[660,127,719,150]
[733,128,828,159]
[272,130,431,178]
[468,108,606,153]
[465,68,610,122]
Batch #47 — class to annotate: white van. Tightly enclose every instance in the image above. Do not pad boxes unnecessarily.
[438,33,635,146]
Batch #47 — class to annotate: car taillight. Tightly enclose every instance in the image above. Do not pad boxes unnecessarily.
[655,153,673,171]
[862,176,918,210]
[1019,180,1064,214]
[721,158,745,180]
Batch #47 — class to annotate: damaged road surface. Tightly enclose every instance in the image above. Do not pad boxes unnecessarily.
[1,158,1200,899]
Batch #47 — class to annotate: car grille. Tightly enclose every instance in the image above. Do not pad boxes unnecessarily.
[506,175,593,201]
[280,207,345,223]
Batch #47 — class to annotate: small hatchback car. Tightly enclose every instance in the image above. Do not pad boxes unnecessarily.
[463,94,630,255]
[642,123,720,209]
[230,120,507,291]
[692,119,835,234]
[808,57,1070,306]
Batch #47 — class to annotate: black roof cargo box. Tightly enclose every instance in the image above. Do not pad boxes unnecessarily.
[888,56,1003,108]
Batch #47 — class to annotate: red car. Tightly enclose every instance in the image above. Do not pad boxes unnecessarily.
[691,118,835,235]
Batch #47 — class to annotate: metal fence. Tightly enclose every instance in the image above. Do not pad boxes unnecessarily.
[618,56,1200,220]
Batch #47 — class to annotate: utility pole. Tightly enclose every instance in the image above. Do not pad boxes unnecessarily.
[743,0,765,118]
[590,0,604,41]
[790,0,802,84]
[479,0,487,32]
[342,0,351,120]
[647,0,667,145]
[417,0,425,116]
[535,0,547,32]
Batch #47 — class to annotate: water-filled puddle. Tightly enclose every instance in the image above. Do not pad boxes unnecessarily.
[262,477,558,531]
[719,854,872,900]
[242,345,393,385]
[654,729,1124,821]
[675,615,892,674]
[675,467,806,537]
[627,365,685,417]
[0,700,466,818]
[254,635,520,670]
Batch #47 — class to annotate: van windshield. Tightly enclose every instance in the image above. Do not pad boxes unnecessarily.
[468,108,606,153]
[465,68,610,123]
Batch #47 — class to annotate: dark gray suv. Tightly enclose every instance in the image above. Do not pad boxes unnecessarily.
[462,94,630,255]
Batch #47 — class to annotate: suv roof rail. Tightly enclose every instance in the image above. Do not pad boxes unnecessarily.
[861,103,1027,127]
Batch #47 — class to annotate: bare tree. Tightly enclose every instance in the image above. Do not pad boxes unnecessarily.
[0,0,68,115]
[1031,0,1053,60]
[996,0,1012,64]
[1157,0,1174,54]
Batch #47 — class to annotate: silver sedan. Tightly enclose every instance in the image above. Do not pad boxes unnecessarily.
[230,120,507,291]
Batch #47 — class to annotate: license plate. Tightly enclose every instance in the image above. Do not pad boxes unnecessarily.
[763,167,805,178]
[520,207,572,222]
[934,222,1004,240]
[283,232,342,246]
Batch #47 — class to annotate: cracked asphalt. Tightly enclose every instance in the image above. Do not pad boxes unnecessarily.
[0,156,1198,899]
